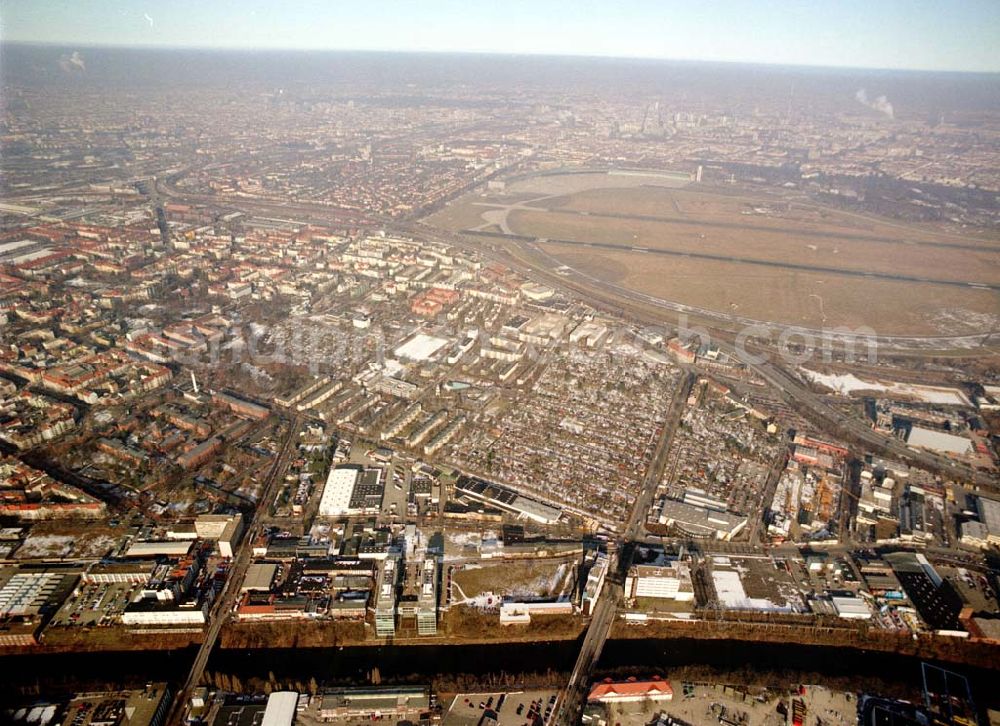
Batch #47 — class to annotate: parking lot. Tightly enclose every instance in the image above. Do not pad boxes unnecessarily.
[345,441,440,520]
[443,690,560,726]
[49,581,139,627]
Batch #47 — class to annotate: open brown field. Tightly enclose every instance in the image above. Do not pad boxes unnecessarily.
[452,557,577,601]
[511,209,996,283]
[506,170,691,196]
[539,185,1000,249]
[538,245,999,335]
[425,197,499,232]
[427,173,1000,336]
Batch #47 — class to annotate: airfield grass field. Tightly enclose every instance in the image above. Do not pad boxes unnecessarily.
[535,246,998,334]
[509,208,994,282]
[426,173,1000,336]
[537,185,1000,249]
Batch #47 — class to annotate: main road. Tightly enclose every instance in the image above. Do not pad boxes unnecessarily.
[552,372,693,726]
[167,413,302,725]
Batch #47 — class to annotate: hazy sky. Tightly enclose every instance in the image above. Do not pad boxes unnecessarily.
[2,0,998,72]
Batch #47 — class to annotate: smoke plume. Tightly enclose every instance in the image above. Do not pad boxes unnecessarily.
[58,51,86,73]
[855,89,893,118]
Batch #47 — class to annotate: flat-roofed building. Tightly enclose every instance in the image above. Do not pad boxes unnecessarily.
[373,555,398,637]
[977,496,1000,546]
[0,571,75,617]
[319,466,384,517]
[242,563,278,593]
[581,551,609,616]
[124,541,194,558]
[262,691,298,726]
[454,476,562,525]
[588,678,673,704]
[84,560,157,585]
[61,682,172,726]
[319,686,430,721]
[832,595,872,620]
[658,498,746,540]
[906,427,973,457]
[961,521,990,549]
[625,562,694,602]
[121,599,208,625]
[194,513,237,538]
[319,466,361,517]
[194,513,244,557]
[398,557,438,636]
[499,600,573,625]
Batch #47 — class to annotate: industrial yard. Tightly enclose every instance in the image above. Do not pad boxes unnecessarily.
[587,680,857,726]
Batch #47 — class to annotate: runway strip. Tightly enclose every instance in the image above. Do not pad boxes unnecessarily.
[468,228,1000,291]
[531,205,996,252]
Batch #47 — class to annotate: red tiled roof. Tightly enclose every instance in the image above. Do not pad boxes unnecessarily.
[588,679,673,701]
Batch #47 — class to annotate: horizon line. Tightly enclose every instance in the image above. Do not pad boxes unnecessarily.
[4,40,999,76]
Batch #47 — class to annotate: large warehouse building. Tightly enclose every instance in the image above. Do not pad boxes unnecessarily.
[658,498,746,540]
[977,496,1000,546]
[318,466,384,517]
[261,691,298,726]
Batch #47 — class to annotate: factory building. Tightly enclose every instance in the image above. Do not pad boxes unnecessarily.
[120,600,208,626]
[124,541,195,558]
[455,476,562,525]
[905,426,974,457]
[658,498,746,540]
[499,600,574,625]
[318,466,384,517]
[319,686,430,722]
[84,560,158,585]
[163,513,244,557]
[212,391,270,420]
[0,570,76,618]
[832,595,872,620]
[241,562,278,593]
[624,562,694,602]
[261,691,298,726]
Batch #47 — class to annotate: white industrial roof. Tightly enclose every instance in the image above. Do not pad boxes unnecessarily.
[394,333,449,361]
[710,569,791,612]
[318,467,360,517]
[262,691,298,726]
[512,495,562,524]
[906,426,973,456]
[832,596,872,619]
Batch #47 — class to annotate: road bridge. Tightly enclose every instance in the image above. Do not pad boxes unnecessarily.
[168,413,302,725]
[552,373,692,726]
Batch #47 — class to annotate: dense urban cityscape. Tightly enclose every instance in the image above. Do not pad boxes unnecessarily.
[0,9,999,726]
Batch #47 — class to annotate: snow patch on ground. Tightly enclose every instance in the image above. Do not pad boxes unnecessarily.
[801,369,971,406]
[16,533,117,559]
